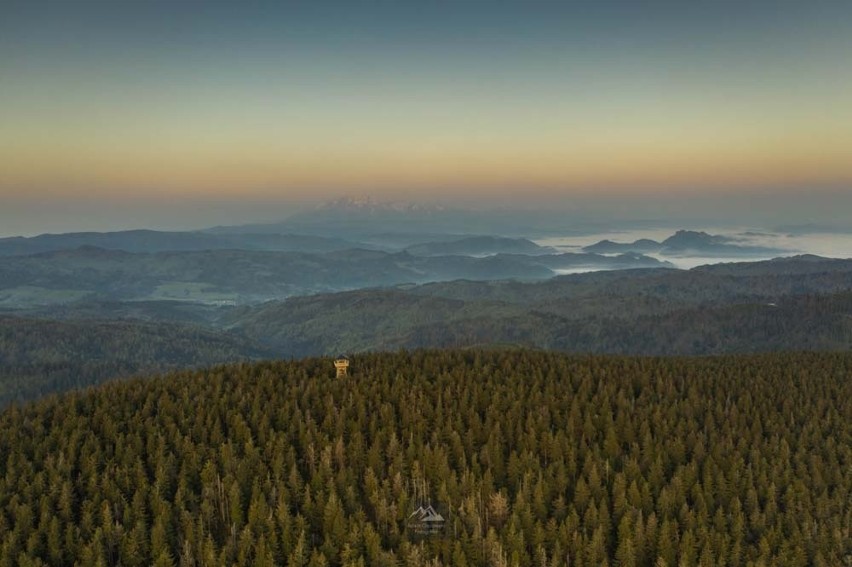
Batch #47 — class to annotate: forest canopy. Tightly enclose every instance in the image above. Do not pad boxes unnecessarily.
[0,350,849,566]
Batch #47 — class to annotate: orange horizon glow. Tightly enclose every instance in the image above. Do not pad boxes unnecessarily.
[3,139,850,200]
[2,2,851,207]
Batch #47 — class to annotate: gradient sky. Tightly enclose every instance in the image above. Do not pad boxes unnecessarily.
[2,1,852,234]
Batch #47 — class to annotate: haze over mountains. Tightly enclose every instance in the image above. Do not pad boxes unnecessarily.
[0,241,669,308]
[206,196,567,239]
[582,230,786,257]
[0,230,360,256]
[1,198,851,405]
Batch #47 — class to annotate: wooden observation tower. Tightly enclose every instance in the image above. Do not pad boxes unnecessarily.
[334,355,350,378]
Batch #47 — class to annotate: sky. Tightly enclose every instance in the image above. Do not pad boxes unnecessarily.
[1,0,851,235]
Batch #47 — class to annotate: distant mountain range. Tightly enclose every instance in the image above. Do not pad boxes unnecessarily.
[583,230,787,256]
[2,253,852,405]
[0,227,557,258]
[3,254,852,404]
[404,236,556,256]
[0,245,671,308]
[4,196,850,409]
[1,196,795,261]
[207,196,579,238]
[0,229,368,256]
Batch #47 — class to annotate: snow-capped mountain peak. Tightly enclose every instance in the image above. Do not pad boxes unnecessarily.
[316,196,446,214]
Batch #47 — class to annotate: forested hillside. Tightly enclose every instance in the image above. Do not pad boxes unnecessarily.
[0,350,849,566]
[223,256,852,355]
[2,255,851,407]
[231,289,852,356]
[0,317,271,407]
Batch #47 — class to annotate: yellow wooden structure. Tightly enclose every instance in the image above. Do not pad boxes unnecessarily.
[334,355,350,378]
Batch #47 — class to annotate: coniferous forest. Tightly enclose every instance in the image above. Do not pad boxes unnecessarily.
[0,350,849,566]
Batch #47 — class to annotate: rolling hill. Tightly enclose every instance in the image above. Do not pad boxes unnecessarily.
[2,255,852,406]
[0,350,848,565]
[0,246,668,308]
[0,317,272,406]
[583,230,787,257]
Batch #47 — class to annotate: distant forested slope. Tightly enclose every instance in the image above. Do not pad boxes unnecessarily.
[225,256,852,355]
[230,289,852,356]
[0,350,848,565]
[0,317,272,406]
[0,245,664,307]
[2,256,852,406]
